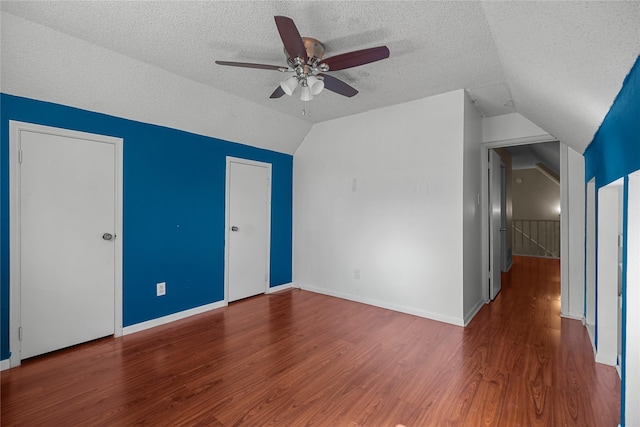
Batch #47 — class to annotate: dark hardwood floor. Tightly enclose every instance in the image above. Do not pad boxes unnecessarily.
[1,256,620,426]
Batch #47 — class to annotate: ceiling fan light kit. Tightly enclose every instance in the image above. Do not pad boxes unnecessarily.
[215,15,390,102]
[307,76,324,96]
[301,86,313,102]
[279,56,326,100]
[280,76,298,96]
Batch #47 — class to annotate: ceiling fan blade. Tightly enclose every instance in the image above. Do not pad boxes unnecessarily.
[270,86,286,99]
[274,16,308,62]
[215,61,288,72]
[319,74,358,97]
[322,46,390,71]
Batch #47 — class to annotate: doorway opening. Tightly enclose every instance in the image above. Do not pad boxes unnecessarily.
[482,137,574,314]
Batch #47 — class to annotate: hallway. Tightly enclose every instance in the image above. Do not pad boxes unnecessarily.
[463,255,620,425]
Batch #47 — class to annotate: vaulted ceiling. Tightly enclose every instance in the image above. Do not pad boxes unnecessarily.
[1,1,638,154]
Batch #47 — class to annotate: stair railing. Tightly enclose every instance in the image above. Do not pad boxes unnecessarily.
[512,219,560,258]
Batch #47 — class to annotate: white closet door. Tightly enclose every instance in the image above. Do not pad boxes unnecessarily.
[227,159,271,302]
[20,129,116,359]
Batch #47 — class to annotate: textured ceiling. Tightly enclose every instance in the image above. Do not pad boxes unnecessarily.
[1,1,639,154]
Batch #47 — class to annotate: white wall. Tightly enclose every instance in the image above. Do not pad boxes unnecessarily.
[482,113,550,143]
[512,168,560,220]
[560,144,586,319]
[625,172,640,426]
[585,179,597,333]
[0,11,311,155]
[294,90,470,326]
[596,180,623,366]
[462,92,484,323]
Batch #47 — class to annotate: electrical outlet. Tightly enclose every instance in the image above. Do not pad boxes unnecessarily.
[354,269,360,280]
[157,282,166,296]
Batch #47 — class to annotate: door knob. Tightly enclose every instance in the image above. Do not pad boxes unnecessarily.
[231,226,239,232]
[102,233,114,241]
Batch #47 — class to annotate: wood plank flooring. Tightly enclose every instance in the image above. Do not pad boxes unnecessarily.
[1,256,620,426]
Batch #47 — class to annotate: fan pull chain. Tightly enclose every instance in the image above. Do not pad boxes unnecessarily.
[302,102,311,117]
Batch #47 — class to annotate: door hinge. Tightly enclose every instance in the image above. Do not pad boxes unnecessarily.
[18,150,23,164]
[18,327,23,341]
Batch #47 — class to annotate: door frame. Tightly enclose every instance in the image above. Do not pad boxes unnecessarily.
[9,121,124,368]
[223,156,272,304]
[500,162,508,271]
[488,149,504,300]
[481,135,556,303]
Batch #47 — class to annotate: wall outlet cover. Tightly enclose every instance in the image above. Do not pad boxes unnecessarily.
[157,282,166,296]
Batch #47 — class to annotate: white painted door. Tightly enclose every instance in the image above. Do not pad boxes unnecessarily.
[226,159,271,302]
[489,150,502,299]
[19,130,116,359]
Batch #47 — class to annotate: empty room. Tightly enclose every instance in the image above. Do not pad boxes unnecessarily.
[1,1,639,426]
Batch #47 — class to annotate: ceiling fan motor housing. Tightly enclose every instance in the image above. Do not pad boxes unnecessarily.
[285,37,326,71]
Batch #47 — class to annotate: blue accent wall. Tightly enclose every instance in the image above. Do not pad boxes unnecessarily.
[0,94,293,360]
[585,56,640,189]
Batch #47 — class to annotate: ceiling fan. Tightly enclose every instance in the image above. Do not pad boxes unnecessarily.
[215,16,390,101]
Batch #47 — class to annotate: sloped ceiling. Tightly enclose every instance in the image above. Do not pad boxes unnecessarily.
[508,142,560,176]
[1,1,638,155]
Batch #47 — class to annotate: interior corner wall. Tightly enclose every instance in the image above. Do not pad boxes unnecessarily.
[462,92,483,322]
[0,94,294,361]
[293,90,467,326]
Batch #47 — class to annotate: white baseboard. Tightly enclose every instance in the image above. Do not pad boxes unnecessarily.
[595,350,618,366]
[267,282,295,294]
[585,322,596,350]
[560,312,584,321]
[464,299,485,326]
[123,300,227,335]
[300,284,465,327]
[1,358,11,371]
